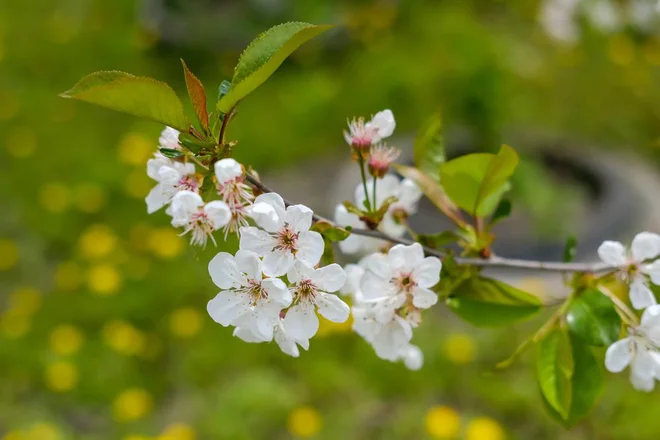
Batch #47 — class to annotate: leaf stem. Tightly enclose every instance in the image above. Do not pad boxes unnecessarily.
[372,175,378,211]
[598,285,639,326]
[358,156,372,212]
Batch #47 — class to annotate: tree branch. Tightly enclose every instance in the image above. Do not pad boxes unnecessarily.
[245,174,614,274]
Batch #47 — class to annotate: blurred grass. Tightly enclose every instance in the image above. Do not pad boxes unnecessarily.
[2,0,660,439]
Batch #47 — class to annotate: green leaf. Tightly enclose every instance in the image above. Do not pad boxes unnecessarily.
[563,235,577,263]
[418,231,460,249]
[439,145,519,217]
[60,71,189,131]
[413,113,445,182]
[310,221,350,242]
[491,199,511,226]
[446,276,542,327]
[181,59,209,131]
[393,164,457,215]
[566,289,621,347]
[537,327,573,420]
[217,22,333,113]
[159,148,183,158]
[539,334,604,427]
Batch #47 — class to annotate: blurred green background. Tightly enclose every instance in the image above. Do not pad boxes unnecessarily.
[3,0,660,439]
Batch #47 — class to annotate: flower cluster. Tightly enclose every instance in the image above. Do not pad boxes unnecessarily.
[340,243,442,370]
[599,232,660,390]
[207,193,350,357]
[145,127,255,246]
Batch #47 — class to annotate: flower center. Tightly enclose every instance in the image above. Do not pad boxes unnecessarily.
[275,224,299,254]
[294,279,318,304]
[187,211,215,247]
[393,273,416,293]
[178,176,198,192]
[245,279,267,305]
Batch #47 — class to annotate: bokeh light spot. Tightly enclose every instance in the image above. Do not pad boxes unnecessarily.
[45,361,78,392]
[49,324,84,356]
[465,417,505,440]
[444,333,477,365]
[87,264,121,295]
[113,388,153,422]
[425,405,461,439]
[0,239,19,270]
[287,406,323,438]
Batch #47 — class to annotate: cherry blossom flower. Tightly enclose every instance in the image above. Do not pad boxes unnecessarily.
[598,232,660,309]
[605,304,660,391]
[283,262,349,341]
[207,250,292,341]
[344,109,396,157]
[169,190,230,247]
[158,126,182,150]
[145,154,198,213]
[214,158,253,237]
[368,144,400,178]
[240,193,324,277]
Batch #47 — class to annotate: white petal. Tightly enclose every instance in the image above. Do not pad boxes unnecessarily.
[296,231,324,268]
[412,287,438,309]
[412,257,442,288]
[396,179,422,212]
[239,226,276,256]
[380,214,406,238]
[334,204,364,228]
[630,371,656,392]
[402,345,424,371]
[641,304,660,328]
[274,327,301,357]
[214,158,243,184]
[371,317,412,361]
[340,264,365,296]
[147,155,172,180]
[387,243,425,273]
[170,190,203,223]
[145,184,173,213]
[157,166,181,185]
[317,293,350,323]
[311,264,346,293]
[205,201,231,229]
[369,109,395,139]
[285,205,314,233]
[246,202,281,233]
[597,241,627,267]
[208,252,244,289]
[629,277,657,310]
[605,338,633,373]
[158,126,180,149]
[630,350,657,391]
[283,304,319,340]
[644,261,660,285]
[631,232,660,262]
[207,291,250,326]
[262,278,292,307]
[233,326,268,343]
[363,253,391,279]
[286,261,313,285]
[360,270,397,300]
[262,249,295,277]
[253,192,286,219]
[234,250,262,281]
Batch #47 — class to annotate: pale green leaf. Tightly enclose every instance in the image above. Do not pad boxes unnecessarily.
[413,113,445,182]
[537,328,573,420]
[60,71,189,131]
[217,22,333,113]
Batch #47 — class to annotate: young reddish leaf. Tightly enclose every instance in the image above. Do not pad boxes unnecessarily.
[181,59,209,131]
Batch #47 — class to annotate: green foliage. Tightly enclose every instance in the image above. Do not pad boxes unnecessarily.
[446,276,541,327]
[413,113,445,182]
[159,148,183,158]
[60,71,190,131]
[563,236,578,263]
[417,231,460,249]
[538,328,604,427]
[566,289,621,347]
[393,164,457,216]
[439,145,518,217]
[310,221,350,241]
[181,59,210,131]
[490,199,511,226]
[216,22,333,113]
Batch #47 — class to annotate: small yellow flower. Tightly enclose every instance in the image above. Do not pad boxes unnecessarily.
[74,183,106,213]
[113,388,153,422]
[25,422,62,440]
[87,264,121,295]
[79,224,117,259]
[465,417,506,440]
[287,406,322,438]
[9,287,42,316]
[159,423,196,440]
[425,405,461,439]
[40,182,71,214]
[45,361,78,392]
[0,239,19,271]
[118,133,154,166]
[54,261,83,292]
[444,333,477,365]
[148,228,184,259]
[102,320,146,356]
[5,126,37,158]
[169,308,203,338]
[49,324,84,356]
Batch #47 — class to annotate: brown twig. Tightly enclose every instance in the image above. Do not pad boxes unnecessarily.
[244,174,615,274]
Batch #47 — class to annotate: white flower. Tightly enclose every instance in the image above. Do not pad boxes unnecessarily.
[360,243,441,308]
[169,190,231,247]
[145,154,198,214]
[598,232,660,309]
[273,319,310,358]
[207,250,291,341]
[344,109,396,148]
[240,193,324,277]
[214,159,253,237]
[283,262,350,341]
[400,344,424,371]
[158,126,182,150]
[334,204,387,255]
[605,304,660,391]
